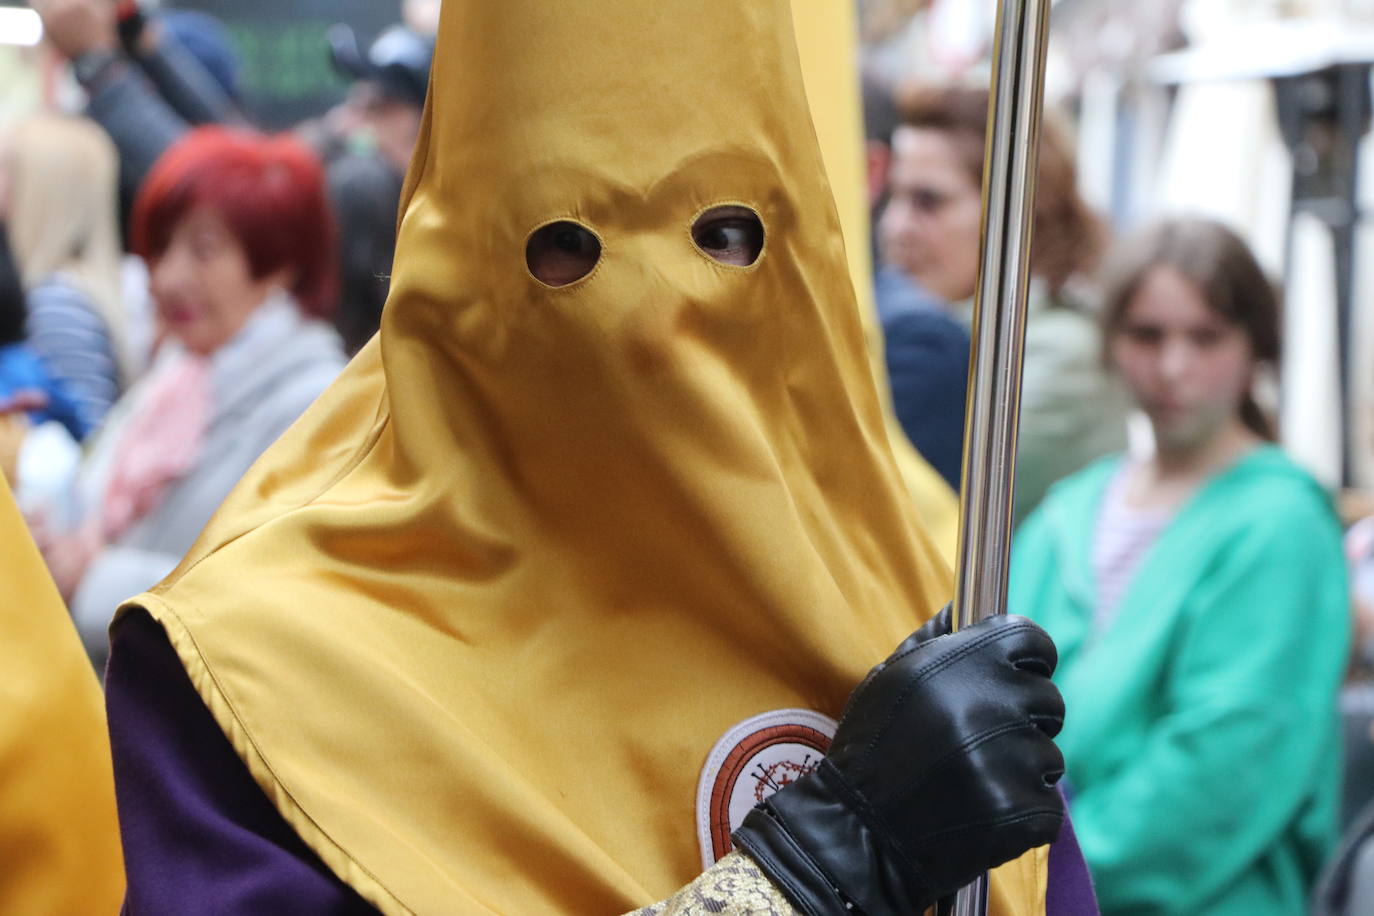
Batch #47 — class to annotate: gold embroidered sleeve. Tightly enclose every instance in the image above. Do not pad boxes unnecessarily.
[627,851,798,916]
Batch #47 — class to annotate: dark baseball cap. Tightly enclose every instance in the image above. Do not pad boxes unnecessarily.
[328,23,432,109]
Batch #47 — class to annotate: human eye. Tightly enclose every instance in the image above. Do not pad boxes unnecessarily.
[525,220,602,287]
[691,205,764,267]
[1190,326,1226,348]
[189,231,220,262]
[1122,324,1162,346]
[912,188,950,213]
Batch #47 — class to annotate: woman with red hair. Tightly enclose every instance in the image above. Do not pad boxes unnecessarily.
[39,127,346,665]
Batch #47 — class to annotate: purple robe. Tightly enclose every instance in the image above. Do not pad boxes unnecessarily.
[107,610,1099,914]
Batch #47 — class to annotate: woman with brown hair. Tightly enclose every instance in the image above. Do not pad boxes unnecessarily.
[1010,217,1348,914]
[876,83,1128,523]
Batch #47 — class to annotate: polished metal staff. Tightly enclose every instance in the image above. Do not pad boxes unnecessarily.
[943,0,1053,912]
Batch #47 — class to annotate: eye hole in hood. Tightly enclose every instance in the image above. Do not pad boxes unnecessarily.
[692,205,764,267]
[526,220,602,287]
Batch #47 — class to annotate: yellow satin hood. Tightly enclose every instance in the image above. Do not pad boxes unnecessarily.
[0,475,124,914]
[792,2,962,562]
[117,1,1034,913]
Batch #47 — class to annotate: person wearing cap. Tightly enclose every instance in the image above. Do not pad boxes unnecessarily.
[311,22,434,354]
[105,2,1094,914]
[325,23,433,177]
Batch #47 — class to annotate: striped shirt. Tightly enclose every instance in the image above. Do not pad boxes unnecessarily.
[25,278,121,439]
[1091,464,1176,636]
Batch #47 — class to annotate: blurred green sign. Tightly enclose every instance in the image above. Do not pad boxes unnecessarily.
[168,0,403,128]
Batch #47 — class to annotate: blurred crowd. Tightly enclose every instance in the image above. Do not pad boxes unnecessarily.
[2,0,1374,913]
[861,65,1371,914]
[1,0,436,664]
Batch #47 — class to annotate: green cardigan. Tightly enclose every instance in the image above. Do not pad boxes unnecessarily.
[1011,446,1349,915]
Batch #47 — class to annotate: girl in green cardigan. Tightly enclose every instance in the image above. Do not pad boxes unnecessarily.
[1011,217,1350,915]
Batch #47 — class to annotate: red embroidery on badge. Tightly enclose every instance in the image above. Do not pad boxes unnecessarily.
[696,710,836,867]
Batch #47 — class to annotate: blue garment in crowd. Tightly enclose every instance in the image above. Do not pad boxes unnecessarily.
[874,267,969,490]
[0,342,85,441]
[25,278,121,439]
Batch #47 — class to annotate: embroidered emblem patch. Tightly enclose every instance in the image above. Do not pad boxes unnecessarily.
[695,708,837,869]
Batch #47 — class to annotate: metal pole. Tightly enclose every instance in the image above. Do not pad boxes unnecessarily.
[943,0,1053,911]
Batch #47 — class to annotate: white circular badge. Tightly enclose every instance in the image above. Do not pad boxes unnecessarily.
[695,708,837,869]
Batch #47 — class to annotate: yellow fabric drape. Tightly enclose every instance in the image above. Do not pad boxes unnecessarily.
[791,0,962,565]
[0,474,123,914]
[122,1,1029,913]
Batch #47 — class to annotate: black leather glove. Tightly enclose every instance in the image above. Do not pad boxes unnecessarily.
[732,610,1065,916]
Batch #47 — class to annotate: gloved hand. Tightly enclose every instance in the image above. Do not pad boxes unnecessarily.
[732,610,1065,916]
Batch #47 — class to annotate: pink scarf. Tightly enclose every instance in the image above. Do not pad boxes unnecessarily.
[101,353,212,542]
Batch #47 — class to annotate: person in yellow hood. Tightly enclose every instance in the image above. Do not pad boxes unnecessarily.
[105,1,1091,913]
[0,470,124,914]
